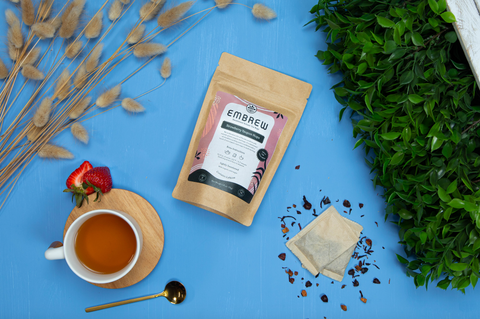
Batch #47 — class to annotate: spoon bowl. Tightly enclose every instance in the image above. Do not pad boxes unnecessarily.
[85,280,186,312]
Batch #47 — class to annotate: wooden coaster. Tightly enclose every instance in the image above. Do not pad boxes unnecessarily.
[64,189,164,289]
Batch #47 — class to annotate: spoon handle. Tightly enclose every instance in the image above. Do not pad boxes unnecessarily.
[85,292,164,312]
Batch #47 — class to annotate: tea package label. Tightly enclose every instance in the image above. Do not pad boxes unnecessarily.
[188,91,288,203]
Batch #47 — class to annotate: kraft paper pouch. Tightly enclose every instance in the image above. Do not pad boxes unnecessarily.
[172,53,312,226]
[286,206,363,281]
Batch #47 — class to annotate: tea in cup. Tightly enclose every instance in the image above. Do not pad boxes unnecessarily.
[45,209,143,284]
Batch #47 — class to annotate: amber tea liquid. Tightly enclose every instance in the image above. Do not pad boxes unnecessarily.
[75,214,137,274]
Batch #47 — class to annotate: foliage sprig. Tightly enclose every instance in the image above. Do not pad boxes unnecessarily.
[309,0,480,292]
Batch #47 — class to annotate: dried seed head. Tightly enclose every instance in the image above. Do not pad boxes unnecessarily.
[21,47,41,65]
[54,69,72,101]
[96,84,121,108]
[61,0,86,24]
[38,144,74,159]
[27,125,42,142]
[108,0,122,21]
[65,41,83,59]
[59,4,83,38]
[69,96,91,119]
[140,1,164,21]
[71,122,89,144]
[9,0,21,3]
[8,42,19,61]
[127,24,145,44]
[252,4,276,20]
[151,0,165,3]
[121,98,145,113]
[47,17,62,31]
[215,0,232,9]
[21,65,45,80]
[73,64,88,89]
[5,9,21,27]
[85,11,103,39]
[86,43,103,73]
[133,42,167,58]
[21,0,35,26]
[8,25,24,49]
[160,57,171,79]
[39,0,54,20]
[0,58,9,79]
[157,1,194,28]
[32,22,56,39]
[120,0,130,3]
[33,97,52,127]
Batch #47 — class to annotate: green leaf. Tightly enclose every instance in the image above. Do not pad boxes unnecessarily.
[428,0,439,14]
[390,152,404,165]
[326,19,341,30]
[353,138,364,149]
[357,62,367,74]
[431,136,443,152]
[446,179,457,194]
[419,232,428,244]
[397,254,409,264]
[335,87,349,97]
[438,0,447,12]
[428,17,439,28]
[441,12,456,23]
[449,263,468,272]
[408,94,425,104]
[412,32,424,46]
[384,40,397,54]
[437,278,451,289]
[442,143,453,158]
[438,187,451,202]
[400,71,414,85]
[398,208,414,220]
[380,132,401,140]
[447,198,465,209]
[471,273,478,289]
[376,15,395,28]
[445,31,457,43]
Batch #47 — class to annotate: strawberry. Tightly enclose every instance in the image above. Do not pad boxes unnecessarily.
[82,167,113,201]
[63,162,112,208]
[64,161,94,207]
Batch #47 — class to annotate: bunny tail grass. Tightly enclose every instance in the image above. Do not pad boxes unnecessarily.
[160,57,171,79]
[73,64,88,89]
[122,98,145,113]
[85,11,103,39]
[59,4,84,39]
[108,0,123,21]
[252,4,276,20]
[86,43,104,73]
[127,24,145,44]
[140,1,164,21]
[69,96,91,119]
[5,9,21,27]
[157,1,194,28]
[65,41,83,59]
[38,144,74,159]
[120,0,130,4]
[133,42,167,58]
[96,84,121,108]
[8,25,24,49]
[21,47,41,65]
[27,126,42,142]
[215,0,232,9]
[20,0,35,26]
[8,42,19,61]
[54,69,72,101]
[71,122,89,144]
[32,97,52,127]
[0,58,9,79]
[39,0,54,20]
[47,17,62,31]
[32,22,56,39]
[21,65,45,80]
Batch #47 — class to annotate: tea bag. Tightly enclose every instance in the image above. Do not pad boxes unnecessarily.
[286,206,362,281]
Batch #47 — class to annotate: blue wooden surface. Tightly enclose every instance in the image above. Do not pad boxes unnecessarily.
[0,0,477,318]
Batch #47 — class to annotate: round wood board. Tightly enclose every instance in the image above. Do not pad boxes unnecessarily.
[64,189,164,289]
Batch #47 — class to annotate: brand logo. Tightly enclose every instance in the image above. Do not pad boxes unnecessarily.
[246,104,257,114]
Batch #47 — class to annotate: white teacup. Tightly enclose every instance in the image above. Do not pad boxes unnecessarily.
[45,209,143,284]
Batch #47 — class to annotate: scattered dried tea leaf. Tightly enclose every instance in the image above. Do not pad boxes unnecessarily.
[282,227,289,234]
[360,297,367,303]
[347,269,354,276]
[296,210,302,215]
[360,267,368,274]
[286,269,293,276]
[373,278,381,284]
[295,165,300,170]
[343,200,351,208]
[324,197,331,204]
[353,279,359,287]
[293,204,296,208]
[278,253,286,261]
[366,239,372,246]
[359,203,364,208]
[289,278,295,284]
[316,283,319,287]
[294,271,298,276]
[341,284,346,289]
[301,290,307,297]
[341,305,347,311]
[320,294,328,302]
[281,224,285,228]
[303,196,312,210]
[305,281,312,288]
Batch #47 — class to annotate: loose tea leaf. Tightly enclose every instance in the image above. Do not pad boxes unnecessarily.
[310,0,480,292]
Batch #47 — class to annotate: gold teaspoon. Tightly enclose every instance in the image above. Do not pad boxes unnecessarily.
[85,281,186,313]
